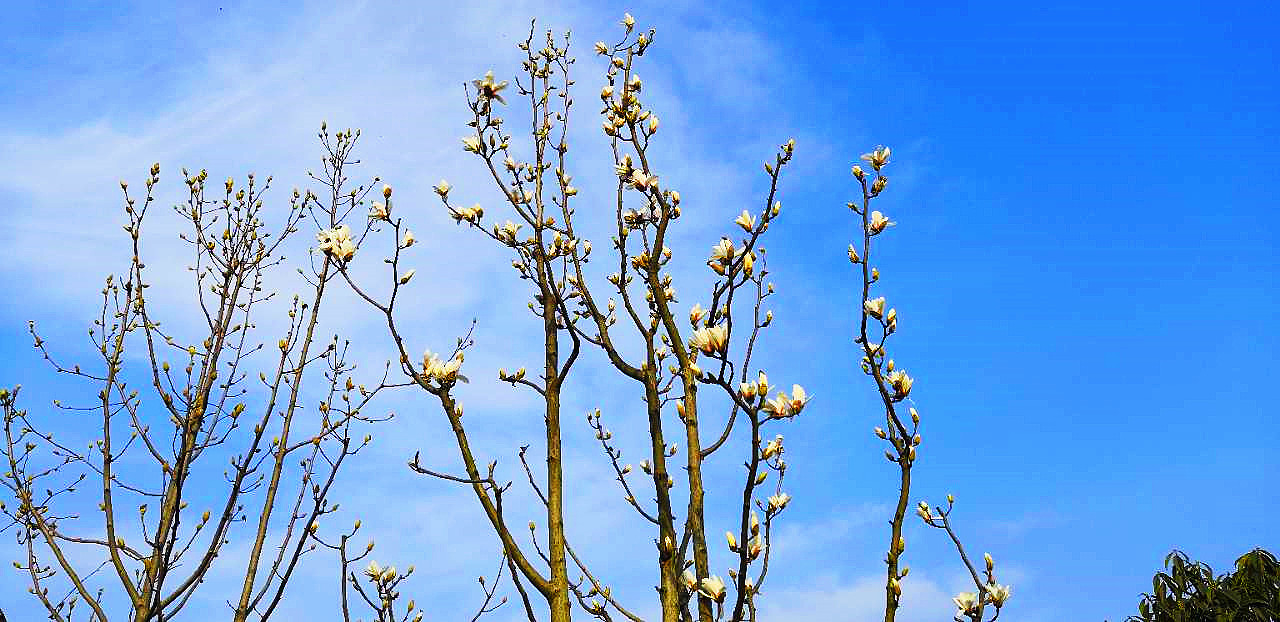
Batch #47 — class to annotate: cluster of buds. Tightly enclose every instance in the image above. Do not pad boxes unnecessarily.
[317,225,356,261]
[497,367,527,382]
[421,350,463,382]
[739,371,770,401]
[364,560,399,584]
[451,203,484,225]
[726,510,767,559]
[644,282,677,304]
[547,231,579,258]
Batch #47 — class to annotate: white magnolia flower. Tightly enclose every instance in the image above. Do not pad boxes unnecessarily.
[689,324,729,356]
[364,560,383,579]
[735,210,756,232]
[698,575,727,602]
[422,350,463,381]
[761,392,789,418]
[401,230,416,248]
[317,225,356,261]
[495,220,521,243]
[786,384,811,414]
[630,169,659,191]
[681,569,698,590]
[863,297,886,319]
[868,210,894,234]
[888,370,914,397]
[766,492,791,512]
[953,591,979,614]
[472,70,509,106]
[614,155,634,179]
[434,180,452,197]
[709,238,736,264]
[860,145,891,170]
[761,436,782,459]
[689,303,707,326]
[986,583,1012,607]
[462,136,482,153]
[369,202,388,220]
[452,204,484,224]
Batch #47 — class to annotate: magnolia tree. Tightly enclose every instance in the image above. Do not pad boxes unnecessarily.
[1,14,1011,622]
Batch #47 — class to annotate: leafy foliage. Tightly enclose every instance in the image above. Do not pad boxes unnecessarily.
[1125,548,1279,622]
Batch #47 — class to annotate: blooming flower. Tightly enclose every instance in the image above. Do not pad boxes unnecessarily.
[868,210,893,234]
[761,392,790,418]
[317,225,356,261]
[735,210,756,233]
[860,145,891,170]
[614,154,634,179]
[689,303,707,326]
[986,583,1012,607]
[462,136,482,153]
[699,576,726,602]
[422,350,463,382]
[369,202,388,220]
[953,592,979,615]
[689,324,729,356]
[472,70,509,106]
[681,569,698,590]
[495,220,521,243]
[766,492,791,512]
[434,180,451,197]
[708,238,737,275]
[786,384,812,414]
[401,230,416,248]
[630,169,659,191]
[594,41,609,55]
[364,560,383,579]
[888,370,914,397]
[761,435,782,459]
[863,297,886,319]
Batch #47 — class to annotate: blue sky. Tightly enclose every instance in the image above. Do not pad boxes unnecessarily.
[0,2,1276,621]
